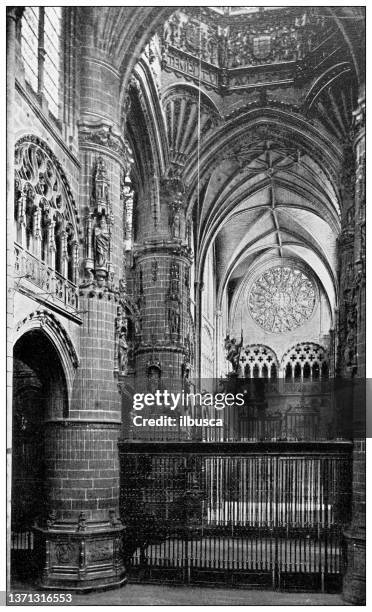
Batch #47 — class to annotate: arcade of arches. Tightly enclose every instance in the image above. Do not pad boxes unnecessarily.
[7,6,365,602]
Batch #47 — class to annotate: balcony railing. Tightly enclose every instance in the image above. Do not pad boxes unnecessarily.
[14,243,78,312]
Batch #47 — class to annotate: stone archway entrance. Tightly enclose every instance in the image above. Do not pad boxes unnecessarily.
[11,330,68,581]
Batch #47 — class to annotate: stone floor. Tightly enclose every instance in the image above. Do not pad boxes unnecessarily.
[9,581,346,606]
[71,584,347,606]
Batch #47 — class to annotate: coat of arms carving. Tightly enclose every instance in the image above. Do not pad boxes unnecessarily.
[252,35,272,60]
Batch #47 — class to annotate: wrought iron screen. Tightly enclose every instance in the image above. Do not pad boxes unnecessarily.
[119,442,351,591]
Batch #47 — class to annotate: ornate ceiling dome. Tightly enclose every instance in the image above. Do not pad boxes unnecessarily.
[248,266,316,333]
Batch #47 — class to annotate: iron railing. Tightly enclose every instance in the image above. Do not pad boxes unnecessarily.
[119,441,351,591]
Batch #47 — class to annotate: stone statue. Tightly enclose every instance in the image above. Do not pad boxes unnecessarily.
[344,305,357,369]
[170,206,181,238]
[95,156,109,208]
[118,329,128,375]
[115,306,128,376]
[169,298,180,336]
[224,334,243,372]
[94,216,110,268]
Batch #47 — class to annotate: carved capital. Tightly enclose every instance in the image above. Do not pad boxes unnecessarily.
[78,119,133,171]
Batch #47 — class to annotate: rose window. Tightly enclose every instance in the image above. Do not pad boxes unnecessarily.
[248,266,316,333]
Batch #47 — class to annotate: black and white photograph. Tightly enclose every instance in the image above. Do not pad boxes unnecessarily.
[5,3,366,607]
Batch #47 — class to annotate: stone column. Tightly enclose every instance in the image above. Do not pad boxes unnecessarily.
[343,90,366,605]
[6,7,24,592]
[34,13,131,590]
[132,175,193,440]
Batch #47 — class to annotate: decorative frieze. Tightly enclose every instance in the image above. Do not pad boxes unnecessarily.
[161,8,338,91]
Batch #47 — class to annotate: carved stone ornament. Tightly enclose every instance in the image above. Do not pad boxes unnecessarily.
[224,333,243,372]
[249,266,316,333]
[115,305,129,377]
[84,156,113,288]
[78,120,134,172]
[161,8,335,72]
[14,138,80,295]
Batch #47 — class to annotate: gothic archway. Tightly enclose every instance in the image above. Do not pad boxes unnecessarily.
[11,330,68,579]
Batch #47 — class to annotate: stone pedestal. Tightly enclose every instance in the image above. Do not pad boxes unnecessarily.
[35,521,125,591]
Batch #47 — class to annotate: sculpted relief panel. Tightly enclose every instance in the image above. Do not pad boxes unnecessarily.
[248,266,316,333]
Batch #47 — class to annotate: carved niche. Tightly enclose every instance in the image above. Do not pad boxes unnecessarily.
[167,259,181,339]
[115,305,129,377]
[84,156,113,288]
[161,172,186,241]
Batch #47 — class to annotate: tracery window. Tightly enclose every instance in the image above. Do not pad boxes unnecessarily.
[21,7,62,118]
[14,138,79,310]
[281,343,329,381]
[239,345,279,379]
[248,266,316,333]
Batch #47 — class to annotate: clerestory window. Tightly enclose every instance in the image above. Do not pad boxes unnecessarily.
[21,7,62,118]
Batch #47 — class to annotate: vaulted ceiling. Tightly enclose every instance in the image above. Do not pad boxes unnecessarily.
[119,6,364,320]
[185,113,342,312]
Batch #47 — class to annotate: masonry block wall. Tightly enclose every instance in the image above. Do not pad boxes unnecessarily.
[44,423,120,521]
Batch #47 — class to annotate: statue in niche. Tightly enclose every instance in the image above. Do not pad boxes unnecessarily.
[168,297,180,336]
[115,306,129,376]
[118,328,128,376]
[186,219,192,248]
[182,334,192,392]
[94,156,110,213]
[218,27,229,67]
[164,13,180,46]
[168,185,184,239]
[94,215,110,268]
[169,204,181,239]
[147,362,162,394]
[344,304,357,370]
[127,340,135,369]
[134,315,142,339]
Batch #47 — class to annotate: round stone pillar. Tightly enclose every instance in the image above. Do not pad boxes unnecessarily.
[131,175,194,440]
[7,7,24,592]
[34,14,131,590]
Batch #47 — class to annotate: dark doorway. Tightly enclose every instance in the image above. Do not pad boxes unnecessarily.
[11,330,68,581]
